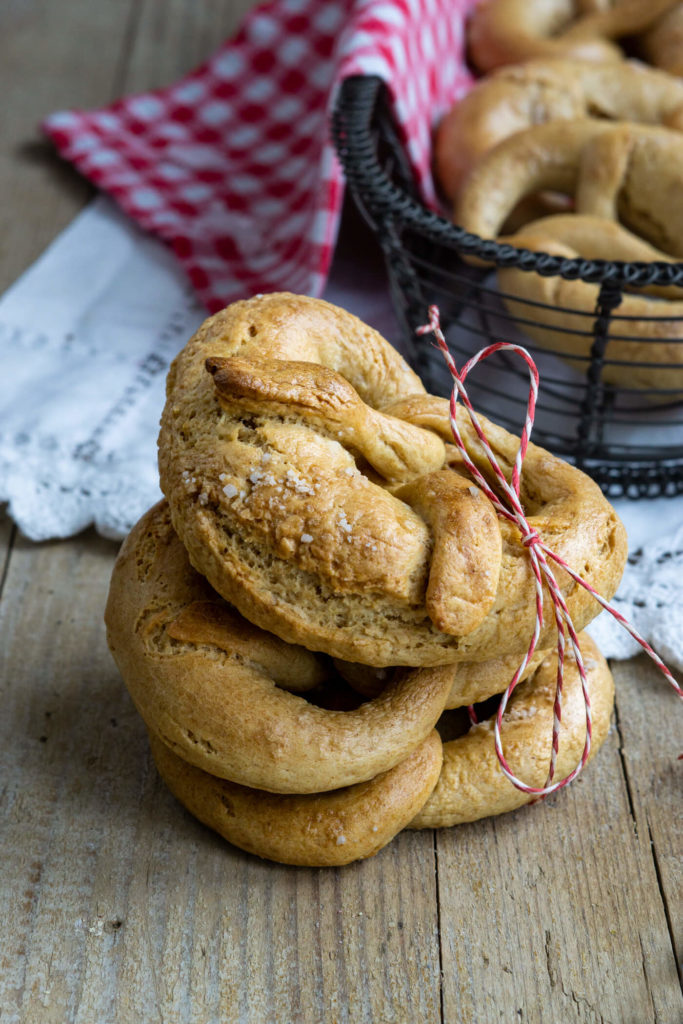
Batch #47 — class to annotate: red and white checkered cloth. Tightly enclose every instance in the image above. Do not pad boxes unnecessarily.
[44,0,476,313]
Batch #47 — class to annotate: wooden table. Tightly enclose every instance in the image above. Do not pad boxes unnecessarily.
[1,3,681,1021]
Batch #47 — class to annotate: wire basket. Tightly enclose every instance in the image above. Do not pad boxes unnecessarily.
[332,75,683,499]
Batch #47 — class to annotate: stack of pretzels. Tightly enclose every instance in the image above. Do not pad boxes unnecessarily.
[105,293,627,866]
[435,0,683,391]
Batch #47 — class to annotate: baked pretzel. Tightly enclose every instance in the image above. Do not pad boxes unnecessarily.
[455,121,683,259]
[497,214,683,392]
[410,633,614,828]
[436,58,683,201]
[149,730,443,867]
[335,646,549,709]
[467,0,678,72]
[105,502,454,793]
[158,294,626,667]
[640,3,683,77]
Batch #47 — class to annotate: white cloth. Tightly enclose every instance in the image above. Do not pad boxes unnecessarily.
[0,197,681,667]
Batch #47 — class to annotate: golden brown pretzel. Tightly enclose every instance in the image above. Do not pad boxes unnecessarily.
[410,633,614,828]
[105,502,454,793]
[335,646,549,710]
[467,0,678,72]
[640,3,683,77]
[455,120,683,258]
[158,294,626,667]
[149,730,443,867]
[497,214,683,392]
[436,58,683,201]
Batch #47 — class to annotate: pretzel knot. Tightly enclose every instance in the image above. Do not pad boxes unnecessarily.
[417,305,682,797]
[159,294,626,672]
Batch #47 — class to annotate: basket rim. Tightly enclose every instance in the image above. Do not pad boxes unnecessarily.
[332,74,683,291]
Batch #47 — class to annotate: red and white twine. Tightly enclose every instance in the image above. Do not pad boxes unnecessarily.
[417,305,682,798]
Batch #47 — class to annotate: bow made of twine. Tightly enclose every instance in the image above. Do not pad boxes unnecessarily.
[416,305,682,797]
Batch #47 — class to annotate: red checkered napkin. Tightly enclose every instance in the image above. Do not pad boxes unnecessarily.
[44,0,476,313]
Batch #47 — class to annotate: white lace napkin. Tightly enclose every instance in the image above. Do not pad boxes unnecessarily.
[1,197,681,668]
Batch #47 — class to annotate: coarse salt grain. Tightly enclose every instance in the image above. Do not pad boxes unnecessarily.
[301,533,313,543]
[222,483,238,498]
[338,513,352,534]
[336,835,346,845]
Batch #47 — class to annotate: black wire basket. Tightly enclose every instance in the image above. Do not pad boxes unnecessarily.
[332,75,683,499]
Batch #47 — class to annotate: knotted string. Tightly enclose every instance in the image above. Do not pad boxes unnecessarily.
[417,305,682,797]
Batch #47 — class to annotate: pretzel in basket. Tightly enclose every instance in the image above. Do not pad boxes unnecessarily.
[640,3,683,77]
[467,0,678,72]
[149,729,443,867]
[436,57,683,202]
[158,294,626,667]
[105,502,454,793]
[455,121,683,258]
[497,214,683,392]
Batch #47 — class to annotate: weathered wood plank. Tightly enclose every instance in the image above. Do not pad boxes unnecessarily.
[0,0,139,293]
[122,0,257,93]
[2,1,680,1022]
[0,512,15,594]
[0,4,443,1021]
[435,701,682,1024]
[610,657,682,993]
[0,529,442,1023]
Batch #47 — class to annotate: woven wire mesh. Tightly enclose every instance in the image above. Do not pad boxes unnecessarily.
[332,75,683,498]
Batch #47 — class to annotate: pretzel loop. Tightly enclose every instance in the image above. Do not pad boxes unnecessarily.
[159,294,627,668]
[417,306,681,796]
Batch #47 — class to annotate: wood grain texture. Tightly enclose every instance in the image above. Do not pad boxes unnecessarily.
[0,532,441,1024]
[436,717,682,1024]
[1,0,681,1021]
[610,658,682,1007]
[0,0,135,292]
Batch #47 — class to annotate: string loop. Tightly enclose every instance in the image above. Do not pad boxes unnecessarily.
[417,305,681,797]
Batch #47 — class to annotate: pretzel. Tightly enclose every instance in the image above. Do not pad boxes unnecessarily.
[149,729,443,867]
[158,294,626,667]
[335,646,549,709]
[436,58,683,201]
[410,633,614,828]
[105,501,454,793]
[467,0,678,72]
[640,3,683,77]
[455,121,683,259]
[495,214,683,392]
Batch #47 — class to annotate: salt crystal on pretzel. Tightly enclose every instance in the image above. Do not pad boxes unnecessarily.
[158,293,626,669]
